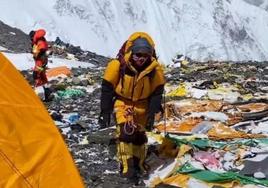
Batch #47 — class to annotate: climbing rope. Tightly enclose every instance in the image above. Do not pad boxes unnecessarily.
[123,106,137,135]
[163,89,167,136]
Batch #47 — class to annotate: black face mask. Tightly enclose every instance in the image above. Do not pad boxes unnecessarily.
[132,53,150,66]
[131,54,151,72]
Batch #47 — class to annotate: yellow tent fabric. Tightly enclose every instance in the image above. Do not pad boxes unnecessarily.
[161,174,239,188]
[161,174,190,187]
[166,83,187,97]
[0,53,84,188]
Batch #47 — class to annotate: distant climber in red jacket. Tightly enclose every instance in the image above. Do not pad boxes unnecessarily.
[29,29,51,101]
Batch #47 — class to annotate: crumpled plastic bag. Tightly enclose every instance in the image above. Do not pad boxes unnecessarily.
[194,151,221,169]
[56,88,85,99]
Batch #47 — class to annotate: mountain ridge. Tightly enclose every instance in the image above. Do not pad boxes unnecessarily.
[0,0,268,63]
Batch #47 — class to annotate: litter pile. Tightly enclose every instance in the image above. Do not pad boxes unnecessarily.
[21,60,268,188]
[145,61,268,188]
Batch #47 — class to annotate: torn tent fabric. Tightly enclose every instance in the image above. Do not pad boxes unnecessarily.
[166,83,187,97]
[160,174,239,188]
[0,53,84,187]
[207,124,266,140]
[46,66,71,78]
[167,134,268,150]
[156,118,203,133]
[177,163,268,186]
[161,174,190,187]
[164,99,224,117]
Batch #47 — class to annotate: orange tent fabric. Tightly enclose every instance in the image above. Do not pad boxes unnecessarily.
[208,124,265,140]
[0,53,84,188]
[156,118,203,133]
[46,66,71,78]
[165,100,224,118]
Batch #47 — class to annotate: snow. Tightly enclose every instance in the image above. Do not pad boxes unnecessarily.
[3,52,95,70]
[1,0,268,64]
[48,57,95,69]
[0,46,8,51]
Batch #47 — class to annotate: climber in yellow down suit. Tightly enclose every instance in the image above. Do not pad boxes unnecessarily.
[99,32,165,184]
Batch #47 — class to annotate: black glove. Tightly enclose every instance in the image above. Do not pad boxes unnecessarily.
[146,115,155,131]
[148,85,164,114]
[98,112,111,129]
[147,85,164,131]
[118,124,147,145]
[99,79,114,129]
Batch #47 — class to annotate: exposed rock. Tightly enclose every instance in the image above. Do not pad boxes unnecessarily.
[0,20,31,53]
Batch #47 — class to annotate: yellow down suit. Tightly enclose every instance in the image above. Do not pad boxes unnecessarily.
[100,32,165,178]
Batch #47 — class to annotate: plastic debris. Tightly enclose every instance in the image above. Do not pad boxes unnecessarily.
[194,151,221,169]
[167,83,187,97]
[191,121,213,134]
[56,89,85,99]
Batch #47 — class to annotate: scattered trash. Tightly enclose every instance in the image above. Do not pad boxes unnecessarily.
[194,151,221,170]
[240,157,268,179]
[190,112,229,122]
[46,66,72,79]
[56,88,85,99]
[254,172,266,179]
[166,83,187,97]
[68,113,80,124]
[34,86,45,100]
[191,121,213,134]
[79,136,89,145]
[20,59,268,187]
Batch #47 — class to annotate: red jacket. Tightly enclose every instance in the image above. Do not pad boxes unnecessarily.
[32,29,49,86]
[32,29,48,58]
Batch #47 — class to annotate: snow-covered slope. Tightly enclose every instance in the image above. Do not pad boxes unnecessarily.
[4,52,95,70]
[1,0,268,63]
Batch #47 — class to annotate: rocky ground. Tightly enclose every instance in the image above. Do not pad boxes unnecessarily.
[0,21,31,53]
[22,67,148,188]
